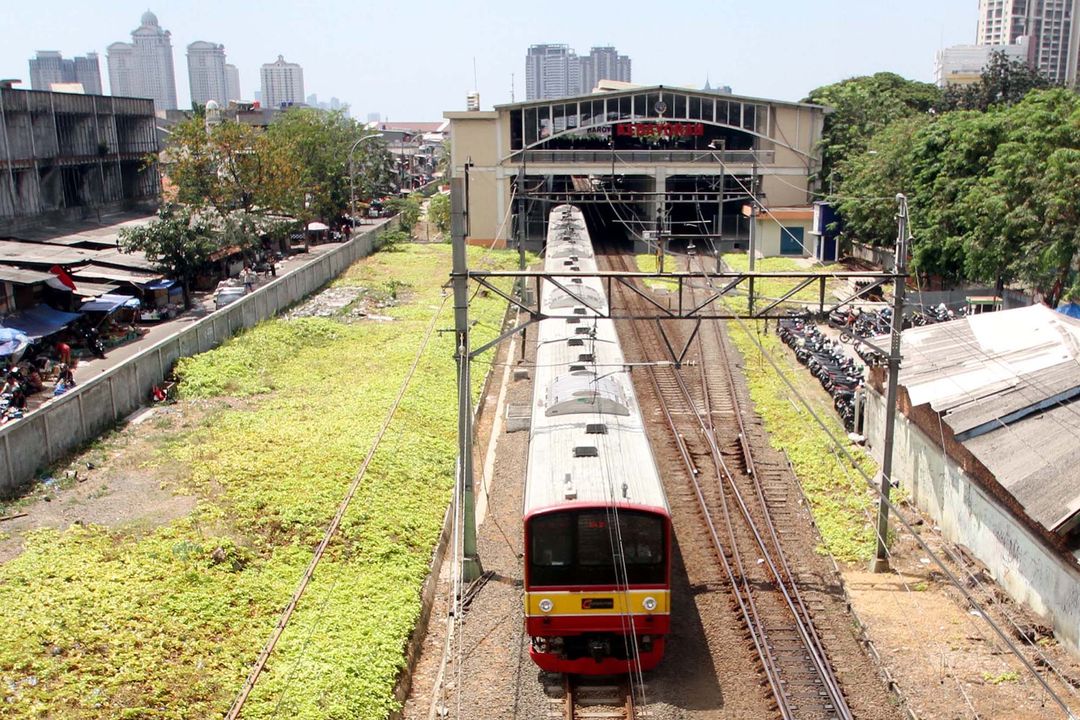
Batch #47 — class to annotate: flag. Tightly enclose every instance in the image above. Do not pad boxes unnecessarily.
[46,265,77,292]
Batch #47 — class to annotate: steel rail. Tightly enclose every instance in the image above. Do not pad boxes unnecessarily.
[679,264,854,720]
[607,250,853,719]
[605,251,794,719]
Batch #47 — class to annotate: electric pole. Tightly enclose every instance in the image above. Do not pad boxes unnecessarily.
[451,176,482,582]
[871,193,910,573]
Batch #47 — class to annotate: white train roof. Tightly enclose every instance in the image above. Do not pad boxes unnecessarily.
[523,205,668,516]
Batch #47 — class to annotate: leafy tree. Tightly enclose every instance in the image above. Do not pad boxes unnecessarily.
[963,89,1080,303]
[831,87,1080,301]
[119,204,228,307]
[805,72,941,189]
[386,193,422,234]
[164,117,302,220]
[941,50,1054,112]
[427,193,451,238]
[266,109,393,223]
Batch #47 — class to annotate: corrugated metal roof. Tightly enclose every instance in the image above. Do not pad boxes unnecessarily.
[895,305,1080,533]
[0,266,52,285]
[0,240,94,265]
[72,264,160,284]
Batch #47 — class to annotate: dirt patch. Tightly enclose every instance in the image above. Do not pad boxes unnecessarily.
[0,400,236,564]
[286,284,407,321]
[843,515,1080,720]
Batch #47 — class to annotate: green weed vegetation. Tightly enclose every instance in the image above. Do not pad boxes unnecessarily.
[0,244,517,718]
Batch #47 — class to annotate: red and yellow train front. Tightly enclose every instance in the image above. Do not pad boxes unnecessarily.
[524,505,671,675]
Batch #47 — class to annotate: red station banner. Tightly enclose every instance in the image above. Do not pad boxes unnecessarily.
[615,122,705,138]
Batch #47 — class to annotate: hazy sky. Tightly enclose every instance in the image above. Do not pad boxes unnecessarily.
[3,0,975,119]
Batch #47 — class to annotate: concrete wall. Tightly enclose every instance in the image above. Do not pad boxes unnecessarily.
[864,389,1080,656]
[0,221,393,494]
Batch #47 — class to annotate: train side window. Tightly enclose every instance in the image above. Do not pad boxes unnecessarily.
[531,514,573,567]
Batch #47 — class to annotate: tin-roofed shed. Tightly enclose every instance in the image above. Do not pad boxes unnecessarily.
[863,304,1080,657]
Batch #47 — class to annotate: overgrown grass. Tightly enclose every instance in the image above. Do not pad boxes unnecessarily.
[635,252,679,291]
[721,252,840,308]
[725,319,881,562]
[0,244,517,718]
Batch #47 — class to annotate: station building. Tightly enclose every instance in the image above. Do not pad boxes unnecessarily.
[445,84,826,257]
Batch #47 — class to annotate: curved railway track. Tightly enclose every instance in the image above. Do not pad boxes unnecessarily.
[603,250,853,720]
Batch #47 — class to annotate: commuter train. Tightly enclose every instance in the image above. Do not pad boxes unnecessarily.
[523,205,672,675]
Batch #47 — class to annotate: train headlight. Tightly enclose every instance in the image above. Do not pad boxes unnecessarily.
[538,598,554,613]
[642,596,658,612]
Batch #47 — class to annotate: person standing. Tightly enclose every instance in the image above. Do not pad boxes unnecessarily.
[243,266,256,294]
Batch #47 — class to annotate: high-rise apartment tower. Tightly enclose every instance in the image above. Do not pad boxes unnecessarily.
[260,55,304,108]
[525,43,632,100]
[106,10,179,110]
[28,51,103,94]
[187,41,229,107]
[976,0,1080,85]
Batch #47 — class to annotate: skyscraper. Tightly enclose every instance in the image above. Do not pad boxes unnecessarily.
[28,51,103,94]
[525,44,580,100]
[579,46,632,95]
[260,55,304,108]
[187,41,229,106]
[976,0,1080,86]
[525,44,632,99]
[106,10,178,110]
[225,64,241,102]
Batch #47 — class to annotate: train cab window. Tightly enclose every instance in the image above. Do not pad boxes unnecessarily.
[529,510,666,587]
[531,514,574,567]
[577,512,663,566]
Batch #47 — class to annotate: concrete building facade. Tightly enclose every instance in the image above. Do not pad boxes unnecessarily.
[187,41,229,106]
[936,36,1032,85]
[106,10,179,111]
[260,55,304,108]
[28,51,103,94]
[225,63,241,102]
[0,88,160,231]
[976,0,1080,85]
[445,84,823,255]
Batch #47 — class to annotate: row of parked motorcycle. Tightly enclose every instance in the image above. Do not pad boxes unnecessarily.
[778,313,863,431]
[779,303,964,431]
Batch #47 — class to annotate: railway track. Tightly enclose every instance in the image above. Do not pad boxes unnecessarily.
[604,251,853,720]
[548,676,640,720]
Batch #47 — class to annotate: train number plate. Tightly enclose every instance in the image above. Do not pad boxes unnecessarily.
[581,598,614,610]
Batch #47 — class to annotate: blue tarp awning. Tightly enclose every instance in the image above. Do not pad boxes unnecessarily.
[0,327,29,357]
[80,293,140,314]
[1,305,81,341]
[143,279,177,291]
[1056,303,1080,319]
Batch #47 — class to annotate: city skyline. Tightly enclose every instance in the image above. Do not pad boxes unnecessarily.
[525,44,632,100]
[4,1,976,119]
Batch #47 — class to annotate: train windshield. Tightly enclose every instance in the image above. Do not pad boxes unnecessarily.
[529,510,666,587]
